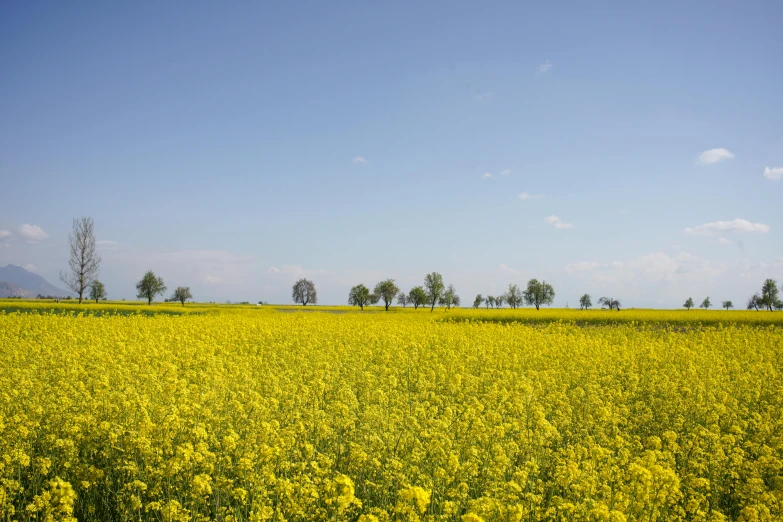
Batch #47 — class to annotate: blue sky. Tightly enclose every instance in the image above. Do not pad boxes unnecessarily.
[1,1,782,307]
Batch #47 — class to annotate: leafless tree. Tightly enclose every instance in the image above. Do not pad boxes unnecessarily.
[60,217,101,304]
[292,278,317,305]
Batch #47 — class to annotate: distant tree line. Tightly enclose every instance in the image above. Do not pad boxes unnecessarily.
[60,217,783,311]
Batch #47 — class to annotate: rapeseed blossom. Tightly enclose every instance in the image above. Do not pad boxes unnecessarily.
[1,303,782,520]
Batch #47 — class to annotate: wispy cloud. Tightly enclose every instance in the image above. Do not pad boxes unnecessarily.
[482,172,494,179]
[536,60,553,77]
[764,166,783,180]
[22,264,40,272]
[352,156,367,164]
[499,263,520,275]
[697,148,734,165]
[518,192,544,201]
[0,230,12,246]
[473,91,493,101]
[17,224,48,243]
[499,169,512,176]
[684,218,769,236]
[544,215,574,229]
[205,275,223,284]
[267,266,280,274]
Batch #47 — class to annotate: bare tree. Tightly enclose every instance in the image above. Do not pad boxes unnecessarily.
[747,293,760,311]
[60,217,101,304]
[440,284,459,310]
[397,292,409,308]
[505,284,522,309]
[292,278,317,305]
[598,296,621,311]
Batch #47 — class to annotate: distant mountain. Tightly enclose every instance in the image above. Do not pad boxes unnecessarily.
[0,264,73,298]
[0,281,34,298]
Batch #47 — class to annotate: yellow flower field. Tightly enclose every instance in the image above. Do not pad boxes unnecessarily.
[1,304,782,521]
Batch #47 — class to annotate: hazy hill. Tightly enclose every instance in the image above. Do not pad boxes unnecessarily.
[0,264,72,297]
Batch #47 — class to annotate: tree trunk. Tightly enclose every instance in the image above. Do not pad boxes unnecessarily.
[148,297,152,305]
[535,304,539,310]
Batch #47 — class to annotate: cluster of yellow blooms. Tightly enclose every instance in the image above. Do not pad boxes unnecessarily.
[1,303,782,521]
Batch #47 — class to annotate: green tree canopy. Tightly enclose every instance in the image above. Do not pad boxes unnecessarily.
[424,272,445,312]
[374,279,399,311]
[136,270,166,305]
[524,279,555,310]
[348,284,372,310]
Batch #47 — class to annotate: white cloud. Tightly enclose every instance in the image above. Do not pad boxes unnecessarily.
[544,215,574,229]
[17,224,48,243]
[0,230,12,246]
[684,218,769,236]
[536,60,553,76]
[352,156,367,164]
[205,275,223,284]
[764,166,783,180]
[716,237,733,246]
[499,263,520,275]
[22,264,39,272]
[518,192,544,200]
[267,266,280,274]
[697,148,734,165]
[482,172,494,179]
[473,92,493,101]
[499,169,512,176]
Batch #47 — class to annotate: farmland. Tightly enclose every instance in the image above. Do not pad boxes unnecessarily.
[1,302,782,521]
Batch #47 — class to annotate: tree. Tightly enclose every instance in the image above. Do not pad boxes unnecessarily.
[524,279,555,310]
[495,295,505,308]
[684,297,694,310]
[473,294,484,309]
[579,294,592,310]
[136,270,167,305]
[747,293,760,311]
[60,217,101,304]
[440,284,459,310]
[374,279,399,311]
[89,280,106,303]
[722,300,734,310]
[348,284,372,310]
[700,297,711,309]
[759,278,781,311]
[505,284,522,309]
[397,292,409,308]
[408,286,428,310]
[292,278,317,306]
[424,272,445,312]
[487,296,495,308]
[172,286,193,306]
[598,297,621,311]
